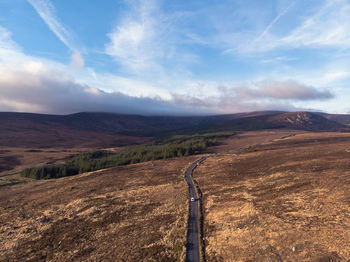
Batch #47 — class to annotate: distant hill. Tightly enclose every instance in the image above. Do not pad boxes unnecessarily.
[0,111,349,147]
[266,112,347,131]
[0,112,230,147]
[319,113,350,126]
[184,111,349,133]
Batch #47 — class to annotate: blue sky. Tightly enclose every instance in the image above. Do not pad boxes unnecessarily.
[0,0,349,115]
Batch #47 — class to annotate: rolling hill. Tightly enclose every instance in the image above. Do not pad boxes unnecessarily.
[0,111,349,147]
[180,111,349,134]
[265,111,348,131]
[320,113,350,126]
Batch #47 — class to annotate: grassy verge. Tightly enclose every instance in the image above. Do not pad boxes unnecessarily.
[170,172,189,262]
[21,131,236,180]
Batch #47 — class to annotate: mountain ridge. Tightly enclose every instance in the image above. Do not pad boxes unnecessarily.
[1,111,349,147]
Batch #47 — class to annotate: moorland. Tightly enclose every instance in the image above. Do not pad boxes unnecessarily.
[1,110,350,261]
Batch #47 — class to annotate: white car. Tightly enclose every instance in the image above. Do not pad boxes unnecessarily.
[190,197,195,202]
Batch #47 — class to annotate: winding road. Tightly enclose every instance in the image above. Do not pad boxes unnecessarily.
[185,157,207,262]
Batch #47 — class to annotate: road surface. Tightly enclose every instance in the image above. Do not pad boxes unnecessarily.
[185,157,207,262]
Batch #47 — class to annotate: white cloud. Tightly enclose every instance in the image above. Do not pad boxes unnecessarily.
[0,98,44,112]
[28,0,84,69]
[104,0,199,77]
[234,80,333,101]
[105,0,162,72]
[0,62,336,115]
[0,26,22,60]
[0,23,190,114]
[106,20,156,71]
[70,51,84,70]
[0,61,212,115]
[281,57,350,88]
[85,71,172,99]
[0,63,305,115]
[0,9,340,116]
[1,36,333,115]
[322,70,350,83]
[0,23,173,105]
[220,0,350,55]
[28,0,72,48]
[259,56,298,64]
[282,0,350,49]
[256,1,296,40]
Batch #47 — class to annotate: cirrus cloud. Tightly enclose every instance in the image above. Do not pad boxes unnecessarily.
[28,0,84,69]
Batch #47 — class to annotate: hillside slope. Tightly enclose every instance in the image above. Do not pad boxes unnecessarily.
[321,113,350,126]
[266,112,348,131]
[0,111,348,147]
[201,111,349,133]
[0,112,274,147]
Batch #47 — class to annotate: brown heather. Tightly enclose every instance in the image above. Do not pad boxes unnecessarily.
[196,131,350,261]
[0,156,197,261]
[2,129,350,261]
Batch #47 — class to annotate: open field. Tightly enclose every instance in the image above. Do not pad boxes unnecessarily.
[196,131,350,261]
[0,156,198,261]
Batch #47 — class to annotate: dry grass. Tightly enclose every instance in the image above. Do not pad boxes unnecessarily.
[4,129,350,261]
[0,156,197,261]
[196,131,350,261]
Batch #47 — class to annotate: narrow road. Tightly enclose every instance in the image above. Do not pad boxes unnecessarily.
[185,157,207,262]
[183,133,297,261]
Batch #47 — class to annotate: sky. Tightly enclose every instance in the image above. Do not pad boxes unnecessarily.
[0,0,349,115]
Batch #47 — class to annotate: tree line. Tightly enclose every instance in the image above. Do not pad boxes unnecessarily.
[21,131,236,180]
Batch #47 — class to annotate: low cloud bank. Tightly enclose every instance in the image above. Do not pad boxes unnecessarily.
[0,64,334,115]
[0,67,195,115]
[233,80,333,101]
